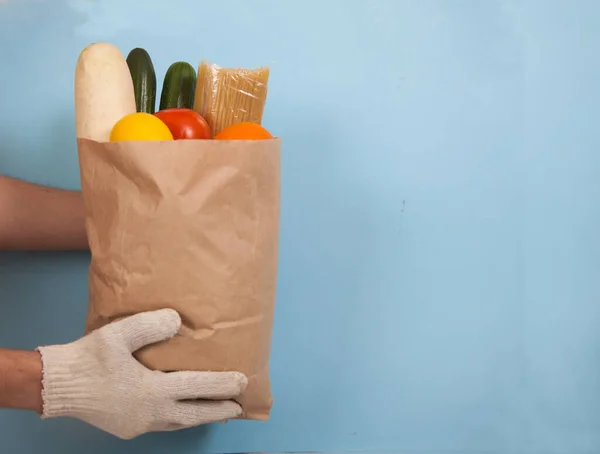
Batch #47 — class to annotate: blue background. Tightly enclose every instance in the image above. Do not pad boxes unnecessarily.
[1,0,600,453]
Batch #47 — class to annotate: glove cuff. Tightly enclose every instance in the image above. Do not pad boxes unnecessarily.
[36,343,98,419]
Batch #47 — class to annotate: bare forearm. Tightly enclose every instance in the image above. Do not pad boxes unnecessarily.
[0,348,43,413]
[0,175,87,250]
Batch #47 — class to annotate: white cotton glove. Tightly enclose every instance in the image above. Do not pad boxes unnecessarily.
[36,309,247,440]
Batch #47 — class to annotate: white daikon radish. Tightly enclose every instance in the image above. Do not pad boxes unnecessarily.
[75,42,136,141]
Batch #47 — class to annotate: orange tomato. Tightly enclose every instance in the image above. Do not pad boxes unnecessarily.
[214,122,273,140]
[110,113,173,142]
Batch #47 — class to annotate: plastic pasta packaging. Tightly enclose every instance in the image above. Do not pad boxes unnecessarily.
[194,60,270,136]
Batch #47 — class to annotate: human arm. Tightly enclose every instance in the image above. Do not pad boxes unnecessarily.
[0,349,43,413]
[1,310,246,439]
[0,175,87,250]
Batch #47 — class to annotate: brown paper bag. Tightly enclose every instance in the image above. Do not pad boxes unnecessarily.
[77,137,281,420]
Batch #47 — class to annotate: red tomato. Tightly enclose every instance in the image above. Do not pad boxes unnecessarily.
[153,108,212,140]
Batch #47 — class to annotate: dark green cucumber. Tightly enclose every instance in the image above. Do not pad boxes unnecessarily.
[159,61,197,110]
[126,48,157,114]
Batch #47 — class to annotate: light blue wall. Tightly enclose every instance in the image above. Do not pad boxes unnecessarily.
[1,0,600,453]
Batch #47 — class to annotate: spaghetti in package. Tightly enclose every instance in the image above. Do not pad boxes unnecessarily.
[194,60,270,136]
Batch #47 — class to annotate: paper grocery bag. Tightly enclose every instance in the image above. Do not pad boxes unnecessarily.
[77,137,281,420]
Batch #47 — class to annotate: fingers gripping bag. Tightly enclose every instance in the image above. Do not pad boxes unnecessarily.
[74,42,280,420]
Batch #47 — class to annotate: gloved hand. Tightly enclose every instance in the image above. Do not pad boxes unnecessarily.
[36,309,247,440]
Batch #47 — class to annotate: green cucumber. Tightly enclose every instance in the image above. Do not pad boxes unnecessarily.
[159,61,197,110]
[126,47,157,114]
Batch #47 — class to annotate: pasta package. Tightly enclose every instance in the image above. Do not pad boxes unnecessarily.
[194,60,270,136]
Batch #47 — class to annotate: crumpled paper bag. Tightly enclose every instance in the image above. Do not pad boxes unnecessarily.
[77,137,281,420]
